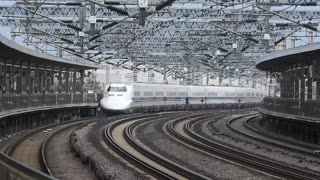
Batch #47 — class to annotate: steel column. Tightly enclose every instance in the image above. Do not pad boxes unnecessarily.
[307,67,313,100]
[9,62,15,94]
[289,69,295,98]
[35,65,39,94]
[65,69,69,93]
[2,60,6,95]
[80,69,84,93]
[300,65,305,116]
[73,69,76,93]
[27,63,31,94]
[51,66,54,93]
[316,79,320,99]
[58,67,62,93]
[18,62,23,94]
[294,68,300,99]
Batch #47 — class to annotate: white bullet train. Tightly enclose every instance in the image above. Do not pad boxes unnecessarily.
[100,83,267,113]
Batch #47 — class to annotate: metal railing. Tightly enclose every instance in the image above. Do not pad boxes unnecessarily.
[0,153,55,180]
[0,93,97,112]
[261,97,320,118]
[0,92,100,179]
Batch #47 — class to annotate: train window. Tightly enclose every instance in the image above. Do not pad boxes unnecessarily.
[109,86,127,92]
[156,92,164,96]
[134,91,140,97]
[225,93,235,96]
[193,92,205,96]
[143,91,153,96]
[208,92,217,97]
[167,92,176,97]
[246,93,251,96]
[178,92,188,96]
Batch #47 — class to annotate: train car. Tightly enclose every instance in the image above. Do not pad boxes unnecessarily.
[100,83,133,113]
[100,83,267,113]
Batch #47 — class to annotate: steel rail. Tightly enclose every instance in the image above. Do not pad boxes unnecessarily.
[178,114,320,180]
[41,118,102,177]
[124,115,211,180]
[103,114,175,179]
[6,116,100,174]
[237,116,320,154]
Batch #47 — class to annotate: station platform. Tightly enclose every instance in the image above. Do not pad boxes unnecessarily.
[0,103,97,119]
[258,108,320,124]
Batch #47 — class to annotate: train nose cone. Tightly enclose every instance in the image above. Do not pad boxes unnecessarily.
[100,98,131,110]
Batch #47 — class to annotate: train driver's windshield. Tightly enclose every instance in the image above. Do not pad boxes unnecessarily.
[107,86,127,92]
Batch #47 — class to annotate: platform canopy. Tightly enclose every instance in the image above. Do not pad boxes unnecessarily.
[0,33,97,69]
[0,0,320,80]
[256,43,320,72]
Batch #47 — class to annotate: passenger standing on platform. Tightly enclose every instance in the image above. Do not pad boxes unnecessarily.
[185,97,189,105]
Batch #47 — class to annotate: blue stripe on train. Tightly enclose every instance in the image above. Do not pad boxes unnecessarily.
[132,96,259,102]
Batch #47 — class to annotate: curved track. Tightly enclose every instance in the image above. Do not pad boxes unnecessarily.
[6,117,100,175]
[104,112,211,180]
[233,116,320,155]
[167,113,320,180]
[42,120,99,179]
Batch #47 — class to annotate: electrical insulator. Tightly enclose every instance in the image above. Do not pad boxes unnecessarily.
[89,16,96,24]
[232,43,237,49]
[264,33,271,40]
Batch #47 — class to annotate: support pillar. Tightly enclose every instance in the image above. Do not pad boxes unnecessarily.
[289,70,295,98]
[316,79,320,99]
[284,70,289,98]
[206,71,209,85]
[42,68,47,105]
[1,60,6,112]
[280,74,285,98]
[51,66,54,93]
[18,61,23,93]
[294,68,300,99]
[73,69,76,93]
[35,65,39,94]
[2,60,7,95]
[307,66,312,100]
[58,67,62,93]
[27,63,31,94]
[80,69,84,93]
[300,65,306,116]
[65,69,69,93]
[10,62,15,94]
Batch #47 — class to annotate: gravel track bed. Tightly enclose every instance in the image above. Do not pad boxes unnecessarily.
[71,114,150,180]
[196,113,320,173]
[134,113,274,180]
[46,124,97,180]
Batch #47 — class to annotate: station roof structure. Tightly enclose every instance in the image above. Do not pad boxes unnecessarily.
[0,33,97,69]
[0,0,320,82]
[256,43,320,72]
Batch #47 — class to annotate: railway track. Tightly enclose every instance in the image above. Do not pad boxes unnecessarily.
[104,112,211,180]
[166,113,320,180]
[6,117,101,177]
[231,116,320,155]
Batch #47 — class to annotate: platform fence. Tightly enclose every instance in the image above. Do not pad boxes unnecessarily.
[261,97,320,118]
[0,93,97,112]
[0,152,54,180]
